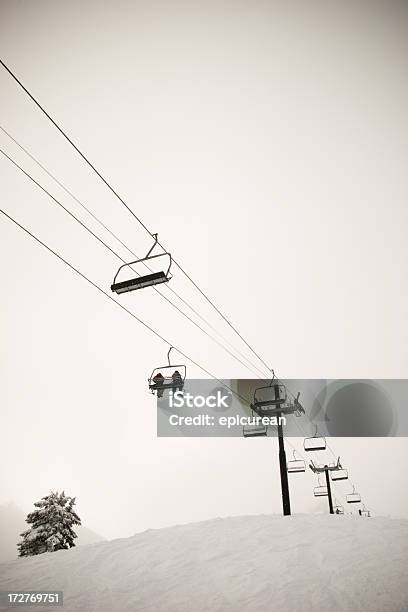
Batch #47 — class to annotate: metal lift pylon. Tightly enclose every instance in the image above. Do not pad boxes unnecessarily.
[249,380,305,516]
[309,457,345,515]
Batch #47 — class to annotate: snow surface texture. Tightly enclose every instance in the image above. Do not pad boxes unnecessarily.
[0,514,407,612]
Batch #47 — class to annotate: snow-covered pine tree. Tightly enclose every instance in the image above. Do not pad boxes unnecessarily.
[18,491,81,557]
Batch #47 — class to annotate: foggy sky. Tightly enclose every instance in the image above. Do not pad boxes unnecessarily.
[0,0,407,539]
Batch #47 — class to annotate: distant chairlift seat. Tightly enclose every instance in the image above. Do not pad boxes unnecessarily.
[331,468,348,481]
[304,426,327,452]
[314,485,328,497]
[346,487,362,504]
[243,425,267,438]
[287,450,306,473]
[287,459,306,473]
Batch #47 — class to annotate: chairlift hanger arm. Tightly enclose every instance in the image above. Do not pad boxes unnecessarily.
[146,233,159,258]
[309,461,320,473]
[268,371,276,385]
[295,392,305,414]
[167,346,174,366]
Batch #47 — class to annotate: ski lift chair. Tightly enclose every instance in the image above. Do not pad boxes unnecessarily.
[346,486,362,504]
[304,425,327,452]
[287,450,306,473]
[359,505,371,517]
[331,468,348,481]
[243,424,268,438]
[148,347,186,396]
[314,486,328,497]
[313,475,328,497]
[251,381,287,416]
[111,234,172,294]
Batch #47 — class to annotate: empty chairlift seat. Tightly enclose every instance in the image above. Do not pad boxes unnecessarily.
[314,485,328,497]
[243,424,268,438]
[287,459,306,473]
[287,451,306,473]
[304,426,327,452]
[331,468,348,481]
[111,234,172,294]
[112,269,169,293]
[346,486,362,504]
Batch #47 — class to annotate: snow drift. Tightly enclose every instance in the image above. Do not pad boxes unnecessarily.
[1,514,407,611]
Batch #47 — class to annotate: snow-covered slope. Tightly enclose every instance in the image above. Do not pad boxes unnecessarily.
[0,514,407,612]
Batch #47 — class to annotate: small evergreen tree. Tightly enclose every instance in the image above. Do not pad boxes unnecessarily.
[18,491,81,557]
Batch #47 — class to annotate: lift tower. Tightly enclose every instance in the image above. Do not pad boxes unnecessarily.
[249,382,304,516]
[309,458,344,515]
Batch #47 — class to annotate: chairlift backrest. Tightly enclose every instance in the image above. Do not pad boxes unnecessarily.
[252,383,287,409]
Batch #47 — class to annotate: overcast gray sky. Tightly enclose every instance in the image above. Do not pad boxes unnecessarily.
[0,0,407,540]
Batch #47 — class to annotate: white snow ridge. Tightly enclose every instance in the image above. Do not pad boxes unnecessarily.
[1,514,408,612]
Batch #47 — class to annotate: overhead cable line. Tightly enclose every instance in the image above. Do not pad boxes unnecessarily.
[1,142,359,507]
[0,205,258,410]
[0,62,365,511]
[0,58,273,376]
[0,148,352,487]
[0,125,269,379]
[0,203,360,510]
[0,192,332,496]
[0,146,266,379]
